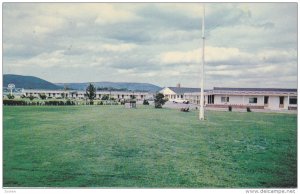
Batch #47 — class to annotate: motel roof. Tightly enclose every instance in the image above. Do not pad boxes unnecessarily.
[212,87,297,96]
[168,87,201,94]
[213,87,297,93]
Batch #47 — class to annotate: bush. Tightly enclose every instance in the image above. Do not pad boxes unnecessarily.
[66,99,75,105]
[143,99,149,105]
[97,101,103,105]
[29,95,35,101]
[7,94,15,99]
[120,99,125,105]
[39,93,47,100]
[3,99,26,106]
[101,95,109,100]
[45,101,63,106]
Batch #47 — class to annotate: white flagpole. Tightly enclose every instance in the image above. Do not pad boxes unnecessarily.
[199,4,205,120]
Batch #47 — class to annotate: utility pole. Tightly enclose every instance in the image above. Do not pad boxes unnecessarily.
[199,4,205,120]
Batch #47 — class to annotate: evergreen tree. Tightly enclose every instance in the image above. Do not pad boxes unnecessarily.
[86,83,96,105]
[154,93,167,108]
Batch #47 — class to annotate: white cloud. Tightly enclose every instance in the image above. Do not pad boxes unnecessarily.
[102,43,137,52]
[257,49,297,63]
[159,46,254,65]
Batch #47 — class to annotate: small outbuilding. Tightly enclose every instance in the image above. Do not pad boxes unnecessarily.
[124,100,136,108]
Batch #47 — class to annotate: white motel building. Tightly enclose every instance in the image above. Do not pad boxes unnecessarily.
[15,89,153,101]
[160,86,297,111]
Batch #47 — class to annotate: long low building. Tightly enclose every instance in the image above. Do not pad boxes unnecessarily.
[160,86,297,110]
[4,86,298,111]
[6,88,154,101]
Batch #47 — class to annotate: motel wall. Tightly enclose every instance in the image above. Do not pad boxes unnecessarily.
[213,95,264,106]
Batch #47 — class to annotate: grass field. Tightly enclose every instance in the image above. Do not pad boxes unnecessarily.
[3,105,297,188]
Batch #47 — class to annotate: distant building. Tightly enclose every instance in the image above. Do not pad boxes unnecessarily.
[160,87,201,103]
[19,89,153,101]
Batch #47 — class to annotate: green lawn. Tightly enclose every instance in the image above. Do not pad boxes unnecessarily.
[3,105,297,188]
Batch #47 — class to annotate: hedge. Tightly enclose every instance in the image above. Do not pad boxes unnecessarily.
[3,100,26,106]
[3,100,76,106]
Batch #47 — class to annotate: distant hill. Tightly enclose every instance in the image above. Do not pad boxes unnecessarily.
[3,74,161,92]
[55,82,162,92]
[3,74,62,90]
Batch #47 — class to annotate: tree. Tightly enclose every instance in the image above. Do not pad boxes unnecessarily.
[86,83,96,105]
[154,93,167,108]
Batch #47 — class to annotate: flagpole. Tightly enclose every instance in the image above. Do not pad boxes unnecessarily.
[199,4,205,120]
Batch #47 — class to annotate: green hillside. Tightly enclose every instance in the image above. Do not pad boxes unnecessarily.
[3,74,62,90]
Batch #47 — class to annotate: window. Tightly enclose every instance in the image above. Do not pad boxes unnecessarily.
[208,95,215,104]
[221,97,229,103]
[289,97,297,105]
[249,97,257,103]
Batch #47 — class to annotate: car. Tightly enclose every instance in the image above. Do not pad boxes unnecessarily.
[172,99,189,104]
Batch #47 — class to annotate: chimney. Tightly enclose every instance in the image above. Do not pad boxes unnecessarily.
[176,83,181,88]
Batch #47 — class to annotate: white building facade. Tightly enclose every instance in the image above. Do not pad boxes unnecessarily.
[19,89,153,101]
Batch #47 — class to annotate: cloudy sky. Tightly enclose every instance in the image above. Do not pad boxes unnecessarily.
[3,3,298,88]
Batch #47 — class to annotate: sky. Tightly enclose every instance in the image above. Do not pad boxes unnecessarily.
[2,3,298,88]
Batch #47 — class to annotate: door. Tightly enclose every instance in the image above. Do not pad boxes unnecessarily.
[264,96,269,107]
[279,96,284,108]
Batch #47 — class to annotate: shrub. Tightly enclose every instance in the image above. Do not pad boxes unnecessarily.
[143,99,149,105]
[45,100,62,106]
[120,99,125,105]
[29,95,35,101]
[66,99,73,105]
[101,95,109,100]
[7,94,15,99]
[20,94,26,99]
[3,100,26,106]
[97,101,103,105]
